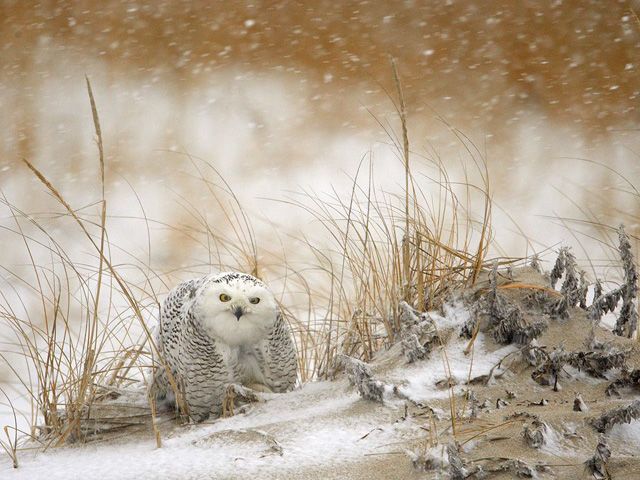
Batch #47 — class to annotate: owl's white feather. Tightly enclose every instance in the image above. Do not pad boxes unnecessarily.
[149,272,297,421]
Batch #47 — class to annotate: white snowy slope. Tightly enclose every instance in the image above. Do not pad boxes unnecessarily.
[0,305,514,480]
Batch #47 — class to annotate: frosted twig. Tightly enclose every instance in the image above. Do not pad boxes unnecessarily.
[447,443,468,480]
[532,347,626,390]
[573,394,588,412]
[523,419,547,449]
[550,247,567,288]
[481,262,547,345]
[530,254,542,274]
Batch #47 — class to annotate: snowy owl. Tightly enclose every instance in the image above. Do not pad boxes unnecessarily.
[149,272,297,421]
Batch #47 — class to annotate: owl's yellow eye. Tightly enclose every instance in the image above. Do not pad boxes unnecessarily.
[249,297,260,304]
[219,293,231,302]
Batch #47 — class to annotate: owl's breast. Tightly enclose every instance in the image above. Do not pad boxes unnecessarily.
[223,345,267,385]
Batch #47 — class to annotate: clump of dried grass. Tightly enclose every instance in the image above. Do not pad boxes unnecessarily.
[472,262,547,345]
[0,81,163,461]
[267,72,496,385]
[0,80,276,460]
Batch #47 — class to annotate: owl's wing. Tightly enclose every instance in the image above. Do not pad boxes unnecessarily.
[155,276,230,421]
[180,307,229,421]
[150,277,206,401]
[161,278,202,322]
[261,308,298,392]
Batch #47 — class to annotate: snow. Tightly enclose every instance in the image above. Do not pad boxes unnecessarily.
[3,383,376,479]
[0,304,514,478]
[395,333,516,404]
[609,419,640,456]
[439,302,473,330]
[1,379,415,479]
[539,422,578,458]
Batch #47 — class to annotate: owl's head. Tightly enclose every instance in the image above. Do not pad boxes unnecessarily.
[192,272,279,346]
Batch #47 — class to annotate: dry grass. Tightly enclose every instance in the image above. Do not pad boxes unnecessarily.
[0,72,498,465]
[281,111,494,379]
[0,80,164,450]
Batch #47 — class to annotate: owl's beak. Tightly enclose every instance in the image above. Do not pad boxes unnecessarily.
[232,306,245,321]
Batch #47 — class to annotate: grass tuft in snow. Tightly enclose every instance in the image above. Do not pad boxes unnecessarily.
[584,435,611,480]
[591,399,640,433]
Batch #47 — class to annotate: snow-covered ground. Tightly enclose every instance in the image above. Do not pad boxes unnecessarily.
[1,305,512,479]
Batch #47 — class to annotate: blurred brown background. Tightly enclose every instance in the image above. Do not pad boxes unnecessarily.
[1,0,639,258]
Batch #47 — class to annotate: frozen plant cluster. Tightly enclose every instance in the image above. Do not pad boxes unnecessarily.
[588,226,638,338]
[398,301,439,363]
[591,399,640,433]
[476,262,547,345]
[340,355,385,403]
